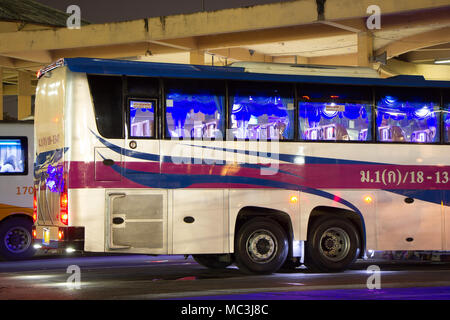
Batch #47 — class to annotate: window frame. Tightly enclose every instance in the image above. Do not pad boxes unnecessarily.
[0,136,28,176]
[297,83,375,143]
[163,78,227,141]
[227,80,296,142]
[374,86,442,145]
[126,97,158,140]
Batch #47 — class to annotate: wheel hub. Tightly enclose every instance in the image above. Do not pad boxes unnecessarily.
[246,230,277,264]
[319,227,351,262]
[4,227,31,253]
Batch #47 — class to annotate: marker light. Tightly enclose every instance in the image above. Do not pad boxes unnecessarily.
[33,188,38,223]
[290,195,299,204]
[364,196,373,204]
[60,174,68,225]
[32,228,37,239]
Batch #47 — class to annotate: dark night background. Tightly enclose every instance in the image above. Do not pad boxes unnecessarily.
[34,0,292,23]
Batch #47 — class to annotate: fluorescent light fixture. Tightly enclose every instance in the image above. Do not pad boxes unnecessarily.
[434,59,450,64]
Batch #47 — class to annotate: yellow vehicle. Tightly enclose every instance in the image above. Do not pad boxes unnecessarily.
[0,121,36,260]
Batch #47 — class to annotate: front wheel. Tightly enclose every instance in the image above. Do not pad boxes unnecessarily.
[234,218,288,274]
[305,216,360,272]
[0,217,36,261]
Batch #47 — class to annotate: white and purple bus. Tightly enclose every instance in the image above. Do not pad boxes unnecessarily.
[33,58,450,273]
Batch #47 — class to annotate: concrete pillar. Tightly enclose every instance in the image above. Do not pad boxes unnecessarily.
[357,32,374,67]
[0,68,3,121]
[189,50,205,65]
[18,71,31,120]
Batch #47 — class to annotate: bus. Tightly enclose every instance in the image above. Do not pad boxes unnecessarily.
[33,58,450,274]
[0,121,36,260]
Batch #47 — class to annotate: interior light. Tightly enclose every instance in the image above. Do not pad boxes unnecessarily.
[414,106,431,118]
[434,59,450,64]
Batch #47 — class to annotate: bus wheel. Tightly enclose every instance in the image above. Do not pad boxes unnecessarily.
[305,216,360,272]
[0,217,36,261]
[235,218,288,275]
[192,254,233,269]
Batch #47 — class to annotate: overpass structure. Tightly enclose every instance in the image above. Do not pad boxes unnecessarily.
[1,0,449,119]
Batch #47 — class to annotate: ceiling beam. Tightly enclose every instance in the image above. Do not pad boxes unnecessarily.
[52,42,188,60]
[376,26,450,59]
[1,50,53,64]
[148,37,197,51]
[208,48,270,63]
[196,24,349,50]
[2,0,449,54]
[401,50,450,63]
[308,53,358,66]
[380,58,450,80]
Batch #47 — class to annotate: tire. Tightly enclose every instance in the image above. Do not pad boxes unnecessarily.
[305,216,360,272]
[234,218,288,275]
[193,254,233,269]
[0,217,36,261]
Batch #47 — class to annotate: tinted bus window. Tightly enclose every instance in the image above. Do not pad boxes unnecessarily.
[87,75,123,139]
[0,138,26,175]
[128,99,156,138]
[229,81,294,140]
[376,87,440,143]
[165,79,225,139]
[127,77,159,97]
[298,84,372,141]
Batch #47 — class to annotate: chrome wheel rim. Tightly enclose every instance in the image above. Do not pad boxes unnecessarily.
[4,226,31,253]
[319,227,351,262]
[246,229,277,264]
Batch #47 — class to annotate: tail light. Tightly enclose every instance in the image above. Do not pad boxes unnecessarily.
[32,227,37,239]
[33,187,38,223]
[60,174,68,225]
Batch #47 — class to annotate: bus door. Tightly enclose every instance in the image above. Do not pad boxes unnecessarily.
[106,97,167,253]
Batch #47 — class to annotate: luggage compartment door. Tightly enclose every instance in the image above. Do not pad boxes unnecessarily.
[106,190,167,254]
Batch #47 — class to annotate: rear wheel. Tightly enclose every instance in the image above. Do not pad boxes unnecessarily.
[305,216,360,272]
[192,254,233,269]
[235,218,288,274]
[0,217,36,261]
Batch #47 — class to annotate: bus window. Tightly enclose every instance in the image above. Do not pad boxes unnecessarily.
[128,99,156,138]
[445,108,450,143]
[127,77,159,97]
[87,75,124,139]
[298,84,372,141]
[444,90,450,143]
[376,87,440,143]
[0,138,26,175]
[229,81,294,140]
[165,79,225,139]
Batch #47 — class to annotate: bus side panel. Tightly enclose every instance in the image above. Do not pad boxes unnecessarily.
[299,190,376,251]
[445,195,450,250]
[69,188,105,252]
[228,189,300,254]
[172,189,226,254]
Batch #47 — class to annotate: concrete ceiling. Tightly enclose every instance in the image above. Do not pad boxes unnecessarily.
[1,0,450,95]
